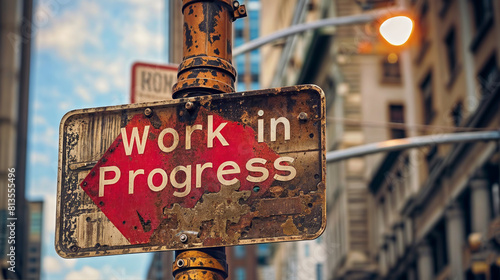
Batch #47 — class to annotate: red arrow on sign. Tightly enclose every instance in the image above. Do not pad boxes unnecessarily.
[80,107,294,244]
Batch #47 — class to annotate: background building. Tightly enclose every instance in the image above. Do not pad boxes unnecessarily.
[226,245,258,280]
[233,0,261,91]
[368,0,500,279]
[0,0,33,279]
[24,201,43,280]
[147,252,174,280]
[263,0,500,279]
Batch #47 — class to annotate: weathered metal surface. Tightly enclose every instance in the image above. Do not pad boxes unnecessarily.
[56,85,326,258]
[173,249,228,280]
[172,0,245,98]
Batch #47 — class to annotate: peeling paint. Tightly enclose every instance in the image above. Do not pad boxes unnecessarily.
[281,216,300,236]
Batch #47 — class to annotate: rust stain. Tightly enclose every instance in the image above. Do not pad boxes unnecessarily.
[152,183,251,246]
[281,217,299,236]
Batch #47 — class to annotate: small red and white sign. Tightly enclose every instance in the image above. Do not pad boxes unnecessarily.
[131,62,178,103]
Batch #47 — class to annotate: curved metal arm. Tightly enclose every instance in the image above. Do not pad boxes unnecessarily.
[326,131,500,162]
[233,13,378,56]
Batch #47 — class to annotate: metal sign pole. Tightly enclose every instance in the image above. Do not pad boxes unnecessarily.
[171,0,246,279]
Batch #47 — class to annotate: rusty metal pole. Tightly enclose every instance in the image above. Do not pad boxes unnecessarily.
[171,0,246,279]
[172,0,246,98]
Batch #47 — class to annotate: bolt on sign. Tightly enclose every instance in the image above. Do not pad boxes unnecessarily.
[131,62,178,103]
[56,85,326,258]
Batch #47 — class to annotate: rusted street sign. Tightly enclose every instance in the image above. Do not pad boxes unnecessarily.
[131,62,178,103]
[56,85,326,258]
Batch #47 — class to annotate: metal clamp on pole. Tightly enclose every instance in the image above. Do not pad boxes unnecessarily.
[173,248,228,280]
[172,0,246,279]
[172,0,246,98]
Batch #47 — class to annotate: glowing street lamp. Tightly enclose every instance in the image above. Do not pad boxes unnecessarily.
[379,16,414,46]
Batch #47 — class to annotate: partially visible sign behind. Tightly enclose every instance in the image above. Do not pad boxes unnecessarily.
[56,85,326,258]
[131,62,178,103]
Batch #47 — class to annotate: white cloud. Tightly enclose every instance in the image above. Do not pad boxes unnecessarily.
[76,85,93,102]
[119,23,163,56]
[33,100,43,110]
[75,58,128,94]
[65,266,101,280]
[94,77,110,94]
[32,126,58,148]
[58,101,73,111]
[62,258,77,269]
[36,1,104,59]
[43,256,62,273]
[115,0,164,56]
[32,115,48,125]
[42,253,77,274]
[37,0,165,103]
[30,152,51,165]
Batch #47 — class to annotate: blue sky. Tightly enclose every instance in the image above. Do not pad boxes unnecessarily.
[27,0,168,279]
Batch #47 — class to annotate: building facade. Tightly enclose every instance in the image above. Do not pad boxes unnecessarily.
[147,251,174,280]
[368,0,500,279]
[23,201,43,280]
[0,0,33,279]
[264,0,500,279]
[234,0,261,91]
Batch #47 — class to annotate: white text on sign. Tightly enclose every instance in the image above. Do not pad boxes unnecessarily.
[99,112,296,198]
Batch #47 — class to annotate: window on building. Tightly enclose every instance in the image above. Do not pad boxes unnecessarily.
[357,0,396,10]
[418,2,430,54]
[478,55,499,98]
[381,54,401,83]
[450,101,463,127]
[488,163,500,219]
[257,244,270,265]
[385,193,392,224]
[234,245,246,258]
[316,235,323,244]
[234,29,244,38]
[492,183,500,218]
[304,244,310,257]
[425,145,438,172]
[388,185,396,212]
[235,267,246,280]
[379,198,386,231]
[316,263,324,280]
[439,0,451,15]
[389,104,406,139]
[429,220,449,276]
[461,189,473,239]
[444,29,457,78]
[420,73,434,124]
[472,0,493,30]
[249,12,259,40]
[250,73,259,83]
